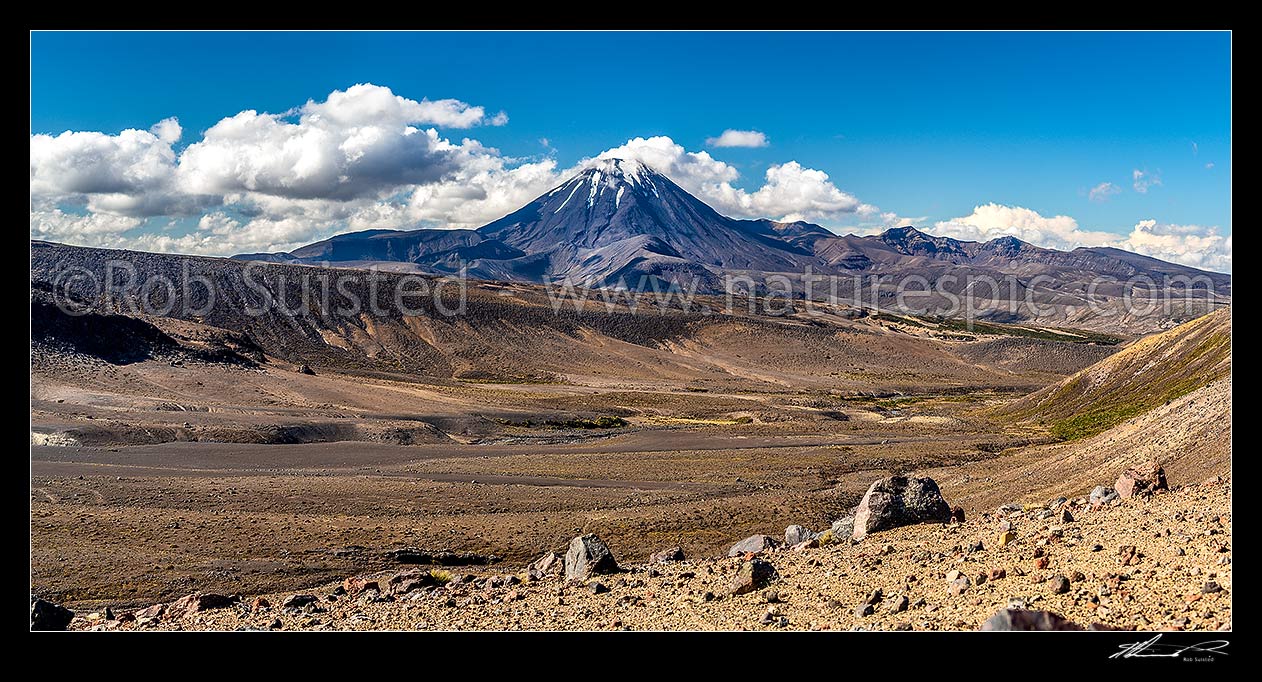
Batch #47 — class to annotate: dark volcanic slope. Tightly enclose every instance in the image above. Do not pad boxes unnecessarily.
[477,158,823,283]
[32,241,1083,392]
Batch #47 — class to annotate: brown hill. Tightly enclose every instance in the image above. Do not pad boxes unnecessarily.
[997,307,1231,440]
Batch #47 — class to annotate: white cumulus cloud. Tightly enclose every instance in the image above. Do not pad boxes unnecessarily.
[705,129,769,148]
[31,209,143,240]
[589,136,862,223]
[1122,220,1231,272]
[1088,181,1122,202]
[177,90,470,201]
[30,124,191,216]
[935,203,1231,272]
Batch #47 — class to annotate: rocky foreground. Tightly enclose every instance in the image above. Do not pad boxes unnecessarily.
[46,471,1230,632]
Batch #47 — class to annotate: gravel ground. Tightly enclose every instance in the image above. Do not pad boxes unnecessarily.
[71,477,1231,632]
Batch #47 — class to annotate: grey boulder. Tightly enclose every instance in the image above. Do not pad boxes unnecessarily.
[1090,486,1119,506]
[565,534,618,581]
[784,525,813,546]
[851,475,952,540]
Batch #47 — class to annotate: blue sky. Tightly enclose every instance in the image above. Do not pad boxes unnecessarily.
[30,31,1232,270]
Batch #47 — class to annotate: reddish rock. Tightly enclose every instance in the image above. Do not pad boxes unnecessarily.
[168,592,237,619]
[792,538,820,551]
[1119,545,1139,566]
[527,551,566,580]
[728,559,779,596]
[134,603,166,620]
[250,596,270,611]
[1115,461,1168,499]
[988,568,1007,581]
[342,576,380,595]
[727,534,779,557]
[1034,556,1050,570]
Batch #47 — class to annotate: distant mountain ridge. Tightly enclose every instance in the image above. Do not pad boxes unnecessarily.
[235,158,1228,288]
[229,159,1228,334]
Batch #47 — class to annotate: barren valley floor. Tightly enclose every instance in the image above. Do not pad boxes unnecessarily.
[32,358,1030,609]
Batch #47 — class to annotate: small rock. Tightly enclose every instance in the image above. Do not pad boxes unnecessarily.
[282,594,318,608]
[784,525,813,546]
[134,603,165,620]
[168,592,237,619]
[830,516,855,540]
[1071,571,1086,583]
[590,582,610,594]
[998,531,1016,546]
[342,576,380,595]
[1118,545,1139,566]
[648,547,685,564]
[1203,582,1222,594]
[251,597,270,611]
[945,569,963,582]
[855,603,874,617]
[1047,497,1068,511]
[728,534,779,557]
[728,559,779,596]
[989,568,1007,581]
[948,577,970,595]
[950,505,966,524]
[762,589,781,604]
[1050,575,1070,594]
[1091,544,1104,552]
[1059,509,1074,523]
[268,618,283,629]
[1090,486,1119,506]
[889,595,909,613]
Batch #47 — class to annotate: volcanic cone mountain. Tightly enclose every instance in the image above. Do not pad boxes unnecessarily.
[234,159,1229,333]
